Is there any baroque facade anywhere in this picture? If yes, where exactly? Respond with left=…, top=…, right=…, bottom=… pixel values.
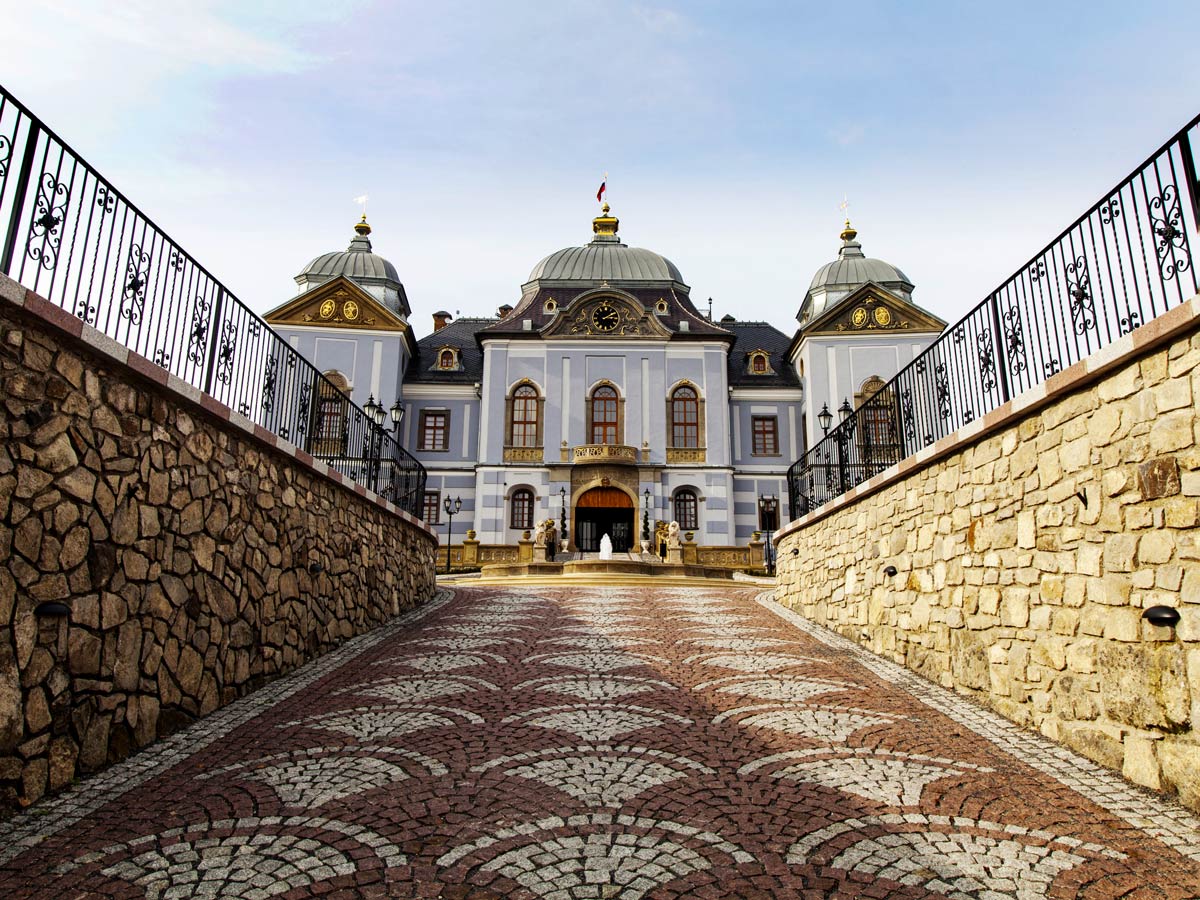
left=265, top=207, right=945, bottom=554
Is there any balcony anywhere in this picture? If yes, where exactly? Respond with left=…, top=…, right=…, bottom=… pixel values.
left=571, top=444, right=638, bottom=465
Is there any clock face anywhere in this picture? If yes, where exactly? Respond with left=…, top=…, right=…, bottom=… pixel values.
left=851, top=307, right=868, bottom=328
left=873, top=306, right=892, bottom=327
left=591, top=303, right=620, bottom=332
left=319, top=299, right=336, bottom=319
left=342, top=300, right=359, bottom=320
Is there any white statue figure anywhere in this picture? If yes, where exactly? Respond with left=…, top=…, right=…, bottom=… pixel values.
left=599, top=533, right=613, bottom=560
left=533, top=520, right=547, bottom=548
left=667, top=520, right=681, bottom=548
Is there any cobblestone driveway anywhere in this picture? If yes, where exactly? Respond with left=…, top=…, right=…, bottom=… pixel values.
left=2, top=584, right=1198, bottom=898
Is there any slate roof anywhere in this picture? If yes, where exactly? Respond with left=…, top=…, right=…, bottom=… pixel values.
left=406, top=317, right=492, bottom=383
left=477, top=286, right=732, bottom=339
left=723, top=319, right=801, bottom=387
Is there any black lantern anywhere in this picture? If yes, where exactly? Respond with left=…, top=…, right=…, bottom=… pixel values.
left=839, top=398, right=853, bottom=421
left=818, top=402, right=833, bottom=435
left=390, top=399, right=404, bottom=431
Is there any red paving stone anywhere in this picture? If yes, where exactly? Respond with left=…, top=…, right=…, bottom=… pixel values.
left=1, top=583, right=1198, bottom=898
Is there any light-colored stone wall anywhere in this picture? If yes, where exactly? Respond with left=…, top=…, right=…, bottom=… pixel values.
left=0, top=281, right=437, bottom=817
left=775, top=300, right=1200, bottom=812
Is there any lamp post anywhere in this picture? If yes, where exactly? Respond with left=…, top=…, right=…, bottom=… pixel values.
left=642, top=488, right=651, bottom=553
left=759, top=493, right=779, bottom=575
left=559, top=486, right=568, bottom=553
left=362, top=395, right=386, bottom=492
left=443, top=495, right=462, bottom=574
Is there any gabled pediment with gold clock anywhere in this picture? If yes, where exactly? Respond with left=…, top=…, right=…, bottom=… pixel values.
left=805, top=282, right=945, bottom=336
left=264, top=276, right=407, bottom=332
left=541, top=291, right=673, bottom=340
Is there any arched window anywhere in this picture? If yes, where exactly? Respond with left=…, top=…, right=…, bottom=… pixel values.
left=673, top=489, right=698, bottom=531
left=439, top=349, right=455, bottom=369
left=510, top=384, right=539, bottom=448
left=670, top=386, right=699, bottom=448
left=314, top=371, right=349, bottom=453
left=857, top=375, right=897, bottom=467
left=752, top=353, right=767, bottom=373
left=510, top=488, right=534, bottom=529
left=591, top=385, right=619, bottom=444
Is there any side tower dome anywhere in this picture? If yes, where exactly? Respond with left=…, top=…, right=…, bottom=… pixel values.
left=295, top=216, right=411, bottom=316
left=798, top=220, right=913, bottom=325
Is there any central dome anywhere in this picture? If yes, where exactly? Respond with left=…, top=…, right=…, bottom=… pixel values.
left=525, top=205, right=685, bottom=286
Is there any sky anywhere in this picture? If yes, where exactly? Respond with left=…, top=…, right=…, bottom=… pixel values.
left=4, top=0, right=1199, bottom=337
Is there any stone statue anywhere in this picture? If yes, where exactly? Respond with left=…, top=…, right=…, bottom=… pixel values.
left=599, top=533, right=613, bottom=560
left=533, top=520, right=547, bottom=548
left=667, top=520, right=681, bottom=549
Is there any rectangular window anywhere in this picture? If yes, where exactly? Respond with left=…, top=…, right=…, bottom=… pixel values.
left=751, top=416, right=778, bottom=456
left=419, top=410, right=449, bottom=451
left=422, top=491, right=441, bottom=524
left=510, top=489, right=534, bottom=529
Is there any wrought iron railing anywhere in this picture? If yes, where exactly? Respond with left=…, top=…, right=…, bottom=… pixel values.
left=0, top=83, right=426, bottom=516
left=788, top=113, right=1200, bottom=520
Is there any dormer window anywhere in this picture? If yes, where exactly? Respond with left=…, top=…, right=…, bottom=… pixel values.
left=544, top=298, right=557, bottom=314
left=746, top=350, right=775, bottom=375
left=655, top=299, right=668, bottom=314
left=435, top=347, right=461, bottom=371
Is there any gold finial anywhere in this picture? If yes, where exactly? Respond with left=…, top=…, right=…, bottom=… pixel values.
left=354, top=213, right=371, bottom=237
left=839, top=218, right=857, bottom=242
left=592, top=204, right=619, bottom=237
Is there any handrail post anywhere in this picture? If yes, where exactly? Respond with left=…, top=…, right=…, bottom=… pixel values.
left=1180, top=131, right=1200, bottom=232
left=201, top=288, right=226, bottom=398
left=1, top=121, right=40, bottom=275
left=988, top=293, right=1012, bottom=404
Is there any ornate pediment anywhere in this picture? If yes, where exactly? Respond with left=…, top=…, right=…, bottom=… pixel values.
left=264, top=277, right=406, bottom=332
left=806, top=283, right=945, bottom=336
left=542, top=292, right=674, bottom=340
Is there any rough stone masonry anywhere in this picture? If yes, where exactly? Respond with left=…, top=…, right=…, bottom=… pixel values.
left=776, top=297, right=1200, bottom=812
left=0, top=278, right=437, bottom=817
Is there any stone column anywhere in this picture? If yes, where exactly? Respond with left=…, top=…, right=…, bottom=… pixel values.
left=461, top=531, right=480, bottom=567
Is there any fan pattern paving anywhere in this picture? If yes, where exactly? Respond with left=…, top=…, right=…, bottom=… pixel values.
left=2, top=583, right=1198, bottom=899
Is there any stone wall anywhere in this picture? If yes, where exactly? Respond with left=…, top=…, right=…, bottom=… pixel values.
left=775, top=296, right=1200, bottom=812
left=0, top=277, right=437, bottom=817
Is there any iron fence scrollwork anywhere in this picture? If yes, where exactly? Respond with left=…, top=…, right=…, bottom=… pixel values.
left=0, top=81, right=426, bottom=517
left=789, top=111, right=1200, bottom=521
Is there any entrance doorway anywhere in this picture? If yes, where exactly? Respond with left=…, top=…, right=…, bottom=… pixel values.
left=575, top=486, right=634, bottom=552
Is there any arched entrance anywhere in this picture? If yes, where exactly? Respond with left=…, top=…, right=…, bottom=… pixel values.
left=575, top=486, right=634, bottom=552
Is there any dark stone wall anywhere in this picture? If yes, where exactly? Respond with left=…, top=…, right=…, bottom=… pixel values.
left=0, top=285, right=437, bottom=817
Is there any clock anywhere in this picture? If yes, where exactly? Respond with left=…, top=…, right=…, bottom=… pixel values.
left=591, top=303, right=620, bottom=332
left=873, top=306, right=892, bottom=327
left=851, top=307, right=868, bottom=328
left=319, top=299, right=336, bottom=319
left=342, top=300, right=359, bottom=321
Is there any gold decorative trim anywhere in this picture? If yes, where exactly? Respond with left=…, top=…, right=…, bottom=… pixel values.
left=666, top=447, right=706, bottom=464
left=504, top=446, right=544, bottom=463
